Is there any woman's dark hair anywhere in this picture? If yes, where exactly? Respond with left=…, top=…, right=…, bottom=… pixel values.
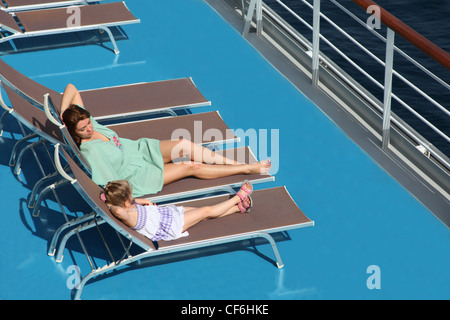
left=62, top=104, right=91, bottom=147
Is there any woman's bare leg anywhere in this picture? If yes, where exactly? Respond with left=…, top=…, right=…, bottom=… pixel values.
left=159, top=139, right=239, bottom=165
left=162, top=161, right=270, bottom=185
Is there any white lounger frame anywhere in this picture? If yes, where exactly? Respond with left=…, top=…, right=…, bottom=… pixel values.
left=53, top=144, right=313, bottom=300
left=1, top=0, right=105, bottom=12
left=0, top=2, right=139, bottom=54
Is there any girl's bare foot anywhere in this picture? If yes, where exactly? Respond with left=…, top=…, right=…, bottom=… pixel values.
left=235, top=195, right=252, bottom=213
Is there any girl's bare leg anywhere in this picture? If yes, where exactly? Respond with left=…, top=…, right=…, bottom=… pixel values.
left=182, top=186, right=251, bottom=231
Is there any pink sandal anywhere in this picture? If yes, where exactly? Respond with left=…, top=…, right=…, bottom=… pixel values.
left=237, top=180, right=253, bottom=213
left=238, top=194, right=253, bottom=213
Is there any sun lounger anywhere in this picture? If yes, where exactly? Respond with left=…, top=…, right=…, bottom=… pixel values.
left=0, top=2, right=139, bottom=53
left=1, top=0, right=104, bottom=12
left=40, top=102, right=258, bottom=214
left=75, top=79, right=211, bottom=121
left=0, top=84, right=63, bottom=172
left=45, top=87, right=273, bottom=197
left=47, top=144, right=274, bottom=258
left=44, top=84, right=274, bottom=201
left=53, top=144, right=313, bottom=299
left=0, top=58, right=211, bottom=122
left=5, top=80, right=272, bottom=218
left=0, top=84, right=77, bottom=229
left=0, top=84, right=238, bottom=212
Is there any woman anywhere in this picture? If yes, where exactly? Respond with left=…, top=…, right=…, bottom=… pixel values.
left=60, top=83, right=271, bottom=197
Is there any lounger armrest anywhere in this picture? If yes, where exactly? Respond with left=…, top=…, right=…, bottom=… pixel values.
left=0, top=86, right=13, bottom=112
left=54, top=143, right=76, bottom=184
left=44, top=93, right=65, bottom=129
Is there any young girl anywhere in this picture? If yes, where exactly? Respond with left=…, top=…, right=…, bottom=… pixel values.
left=100, top=179, right=254, bottom=241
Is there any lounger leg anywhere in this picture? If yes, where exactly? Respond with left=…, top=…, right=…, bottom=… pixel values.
left=48, top=212, right=96, bottom=256
left=0, top=109, right=9, bottom=136
left=73, top=261, right=119, bottom=300
left=13, top=139, right=44, bottom=175
left=74, top=270, right=94, bottom=300
left=73, top=248, right=157, bottom=300
left=55, top=218, right=106, bottom=263
left=98, top=26, right=120, bottom=54
left=28, top=171, right=60, bottom=208
left=9, top=132, right=37, bottom=167
left=32, top=179, right=71, bottom=217
left=258, top=233, right=285, bottom=269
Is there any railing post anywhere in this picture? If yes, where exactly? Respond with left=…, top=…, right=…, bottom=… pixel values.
left=312, top=0, right=321, bottom=86
left=243, top=0, right=263, bottom=37
left=382, top=27, right=395, bottom=150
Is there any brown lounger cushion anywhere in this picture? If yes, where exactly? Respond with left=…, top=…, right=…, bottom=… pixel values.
left=0, top=59, right=209, bottom=121
left=79, top=79, right=209, bottom=119
left=108, top=111, right=235, bottom=144
left=159, top=187, right=312, bottom=248
left=4, top=85, right=64, bottom=143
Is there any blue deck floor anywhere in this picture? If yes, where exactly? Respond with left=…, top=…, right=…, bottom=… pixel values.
left=0, top=0, right=448, bottom=300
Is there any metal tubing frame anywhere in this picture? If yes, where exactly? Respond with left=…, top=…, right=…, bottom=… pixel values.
left=48, top=211, right=97, bottom=256
left=311, top=0, right=321, bottom=86
left=97, top=25, right=120, bottom=54
left=1, top=1, right=105, bottom=12
left=243, top=0, right=263, bottom=37
left=28, top=170, right=61, bottom=209
left=351, top=0, right=450, bottom=69
left=0, top=15, right=140, bottom=55
left=51, top=146, right=308, bottom=299
left=330, top=0, right=449, bottom=90
left=0, top=109, right=11, bottom=135
left=267, top=0, right=449, bottom=168
left=300, top=0, right=450, bottom=124
left=32, top=179, right=72, bottom=217
left=382, top=28, right=395, bottom=150
left=13, top=138, right=45, bottom=175
left=72, top=228, right=304, bottom=300
left=55, top=217, right=107, bottom=263
left=8, top=132, right=38, bottom=167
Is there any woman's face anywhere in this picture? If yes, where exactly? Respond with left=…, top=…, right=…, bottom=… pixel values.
left=75, top=118, right=94, bottom=140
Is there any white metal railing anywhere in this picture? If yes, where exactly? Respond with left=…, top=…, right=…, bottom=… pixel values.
left=243, top=0, right=450, bottom=169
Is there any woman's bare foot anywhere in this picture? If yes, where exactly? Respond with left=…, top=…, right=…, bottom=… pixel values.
left=247, top=159, right=271, bottom=174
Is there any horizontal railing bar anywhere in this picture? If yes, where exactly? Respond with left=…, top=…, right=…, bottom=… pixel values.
left=276, top=0, right=383, bottom=92
left=352, top=0, right=450, bottom=70
left=300, top=0, right=385, bottom=64
left=264, top=3, right=313, bottom=51
left=275, top=0, right=449, bottom=139
left=299, top=0, right=450, bottom=116
left=262, top=0, right=450, bottom=167
left=393, top=70, right=450, bottom=117
left=321, top=32, right=450, bottom=142
left=330, top=0, right=450, bottom=90
left=276, top=0, right=312, bottom=32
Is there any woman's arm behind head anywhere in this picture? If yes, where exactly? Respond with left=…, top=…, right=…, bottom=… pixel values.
left=60, top=83, right=84, bottom=120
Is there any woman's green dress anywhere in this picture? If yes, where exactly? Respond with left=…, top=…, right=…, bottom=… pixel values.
left=80, top=117, right=165, bottom=197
